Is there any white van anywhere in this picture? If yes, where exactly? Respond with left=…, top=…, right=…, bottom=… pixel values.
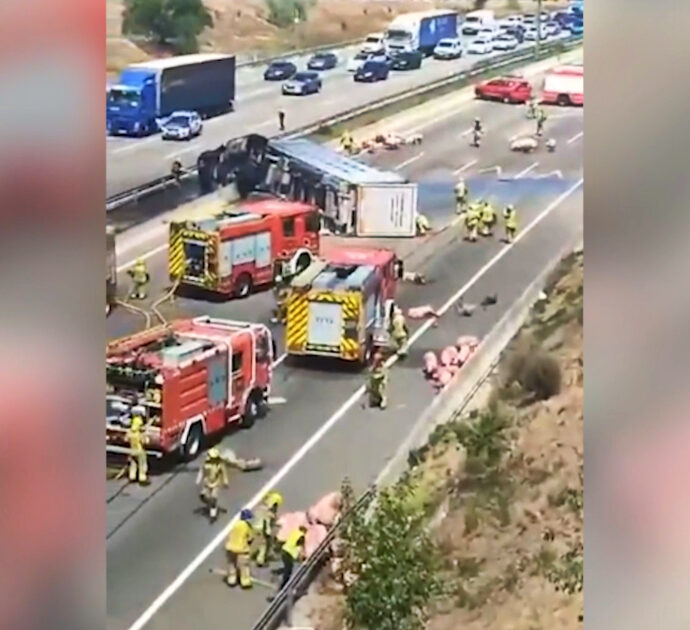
left=462, top=10, right=495, bottom=36
left=361, top=33, right=385, bottom=55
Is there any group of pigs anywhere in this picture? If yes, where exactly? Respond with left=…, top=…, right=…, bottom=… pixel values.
left=422, top=335, right=481, bottom=392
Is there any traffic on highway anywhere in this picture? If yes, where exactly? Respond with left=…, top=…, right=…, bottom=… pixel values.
left=106, top=6, right=581, bottom=198
left=105, top=4, right=583, bottom=630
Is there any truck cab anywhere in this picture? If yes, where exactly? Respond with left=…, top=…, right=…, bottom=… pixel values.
left=106, top=71, right=158, bottom=136
left=462, top=10, right=496, bottom=35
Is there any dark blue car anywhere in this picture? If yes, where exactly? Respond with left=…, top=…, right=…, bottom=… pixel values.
left=264, top=60, right=297, bottom=81
left=307, top=52, right=338, bottom=70
left=354, top=59, right=389, bottom=82
left=567, top=19, right=583, bottom=35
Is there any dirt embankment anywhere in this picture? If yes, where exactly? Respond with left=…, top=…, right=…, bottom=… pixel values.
left=107, top=0, right=568, bottom=76
left=293, top=249, right=583, bottom=630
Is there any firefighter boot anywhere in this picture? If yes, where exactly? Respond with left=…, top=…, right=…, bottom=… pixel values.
left=226, top=553, right=239, bottom=587
left=136, top=451, right=148, bottom=484
left=238, top=553, right=253, bottom=589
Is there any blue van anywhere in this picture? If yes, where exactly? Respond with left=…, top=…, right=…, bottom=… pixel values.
left=354, top=59, right=390, bottom=82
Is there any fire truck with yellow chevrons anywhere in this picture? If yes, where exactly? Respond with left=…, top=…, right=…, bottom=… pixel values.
left=285, top=247, right=404, bottom=364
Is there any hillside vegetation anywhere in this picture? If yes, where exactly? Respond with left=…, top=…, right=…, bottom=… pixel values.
left=293, top=249, right=584, bottom=630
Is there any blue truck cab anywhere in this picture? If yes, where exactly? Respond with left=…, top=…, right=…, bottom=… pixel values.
left=107, top=53, right=236, bottom=137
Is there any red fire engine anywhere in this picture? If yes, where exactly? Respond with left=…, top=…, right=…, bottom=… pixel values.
left=106, top=317, right=274, bottom=460
left=285, top=247, right=404, bottom=364
left=168, top=198, right=321, bottom=298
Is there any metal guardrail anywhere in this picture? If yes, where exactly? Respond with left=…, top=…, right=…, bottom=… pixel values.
left=250, top=487, right=375, bottom=630
left=106, top=37, right=582, bottom=212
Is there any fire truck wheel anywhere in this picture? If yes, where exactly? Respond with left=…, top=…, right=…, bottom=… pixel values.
left=181, top=423, right=204, bottom=460
left=240, top=393, right=260, bottom=429
left=234, top=274, right=253, bottom=299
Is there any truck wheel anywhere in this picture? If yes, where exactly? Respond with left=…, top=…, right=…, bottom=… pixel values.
left=234, top=274, right=253, bottom=298
left=181, top=423, right=203, bottom=461
left=240, top=393, right=260, bottom=429
left=557, top=94, right=570, bottom=106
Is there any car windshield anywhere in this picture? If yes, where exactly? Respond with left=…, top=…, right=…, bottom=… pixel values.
left=366, top=36, right=380, bottom=43
left=355, top=53, right=368, bottom=60
left=474, top=39, right=488, bottom=44
left=167, top=115, right=189, bottom=125
left=438, top=41, right=453, bottom=47
left=271, top=62, right=289, bottom=69
left=108, top=88, right=140, bottom=107
left=313, top=53, right=327, bottom=59
left=293, top=73, right=311, bottom=81
left=465, top=16, right=480, bottom=23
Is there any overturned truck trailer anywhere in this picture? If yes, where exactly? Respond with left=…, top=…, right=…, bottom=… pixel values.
left=196, top=135, right=418, bottom=238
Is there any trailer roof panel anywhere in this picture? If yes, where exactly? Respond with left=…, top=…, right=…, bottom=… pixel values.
left=130, top=53, right=233, bottom=71
left=269, top=138, right=405, bottom=186
left=326, top=247, right=396, bottom=268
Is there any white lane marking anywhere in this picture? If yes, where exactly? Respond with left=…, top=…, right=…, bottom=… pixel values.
left=124, top=176, right=583, bottom=630
left=534, top=170, right=563, bottom=179
left=514, top=161, right=539, bottom=179
left=479, top=165, right=503, bottom=177
left=164, top=143, right=202, bottom=160
left=394, top=152, right=424, bottom=171
left=273, top=352, right=287, bottom=367
left=255, top=118, right=277, bottom=129
left=111, top=138, right=159, bottom=154
left=117, top=244, right=168, bottom=273
left=453, top=159, right=477, bottom=175
left=567, top=131, right=583, bottom=144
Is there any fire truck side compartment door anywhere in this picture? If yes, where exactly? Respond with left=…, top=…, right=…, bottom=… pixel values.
left=232, top=235, right=256, bottom=266
left=365, top=292, right=377, bottom=328
left=255, top=231, right=272, bottom=269
left=207, top=357, right=228, bottom=407
left=218, top=239, right=233, bottom=277
left=308, top=301, right=343, bottom=347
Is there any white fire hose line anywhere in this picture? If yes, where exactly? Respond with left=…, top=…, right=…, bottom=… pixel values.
left=124, top=176, right=583, bottom=630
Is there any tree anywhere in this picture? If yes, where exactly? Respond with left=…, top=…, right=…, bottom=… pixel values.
left=122, top=0, right=212, bottom=53
left=342, top=482, right=443, bottom=630
left=264, top=0, right=309, bottom=27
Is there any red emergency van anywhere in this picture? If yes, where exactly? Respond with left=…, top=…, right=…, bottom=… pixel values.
left=169, top=198, right=321, bottom=297
left=541, top=65, right=583, bottom=106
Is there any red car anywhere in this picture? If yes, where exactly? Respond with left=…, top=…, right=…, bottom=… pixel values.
left=474, top=77, right=532, bottom=103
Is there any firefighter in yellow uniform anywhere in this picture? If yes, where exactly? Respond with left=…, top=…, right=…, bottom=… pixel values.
left=454, top=178, right=469, bottom=214
left=127, top=259, right=150, bottom=300
left=464, top=203, right=480, bottom=242
left=198, top=448, right=229, bottom=522
left=254, top=491, right=283, bottom=567
left=503, top=205, right=518, bottom=243
left=271, top=276, right=290, bottom=324
left=340, top=131, right=354, bottom=154
left=126, top=412, right=148, bottom=484
left=415, top=213, right=431, bottom=236
left=279, top=525, right=307, bottom=590
left=480, top=201, right=497, bottom=237
left=226, top=509, right=254, bottom=588
left=389, top=306, right=409, bottom=358
left=368, top=354, right=388, bottom=409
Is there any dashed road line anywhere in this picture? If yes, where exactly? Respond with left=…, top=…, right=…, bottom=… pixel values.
left=394, top=152, right=425, bottom=171
left=453, top=159, right=478, bottom=175
left=567, top=131, right=583, bottom=144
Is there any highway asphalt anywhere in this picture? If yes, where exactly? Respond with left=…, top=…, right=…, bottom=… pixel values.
left=105, top=33, right=572, bottom=198
left=105, top=87, right=582, bottom=630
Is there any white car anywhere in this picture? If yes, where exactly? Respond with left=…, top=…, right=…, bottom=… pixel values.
left=525, top=25, right=548, bottom=40
left=479, top=26, right=501, bottom=41
left=361, top=32, right=385, bottom=55
left=159, top=110, right=202, bottom=141
left=501, top=15, right=523, bottom=28
left=544, top=21, right=561, bottom=37
left=347, top=52, right=372, bottom=72
left=433, top=38, right=463, bottom=59
left=467, top=37, right=494, bottom=54
left=493, top=34, right=518, bottom=51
